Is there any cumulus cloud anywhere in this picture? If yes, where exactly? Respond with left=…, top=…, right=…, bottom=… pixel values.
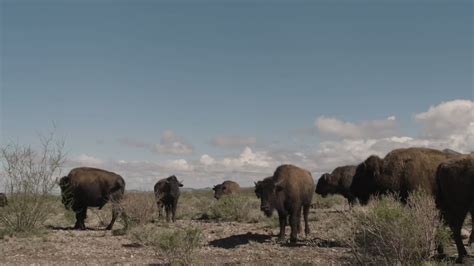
left=414, top=99, right=474, bottom=139
left=65, top=99, right=473, bottom=190
left=211, top=136, right=257, bottom=148
left=153, top=130, right=194, bottom=155
left=73, top=154, right=104, bottom=166
left=315, top=116, right=399, bottom=139
left=118, top=131, right=194, bottom=156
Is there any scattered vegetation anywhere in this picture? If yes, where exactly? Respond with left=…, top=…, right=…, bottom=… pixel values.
left=129, top=224, right=202, bottom=265
left=311, top=194, right=346, bottom=209
left=347, top=192, right=448, bottom=265
left=120, top=192, right=157, bottom=229
left=0, top=132, right=66, bottom=235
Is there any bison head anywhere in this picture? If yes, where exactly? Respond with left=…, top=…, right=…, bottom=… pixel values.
left=58, top=176, right=73, bottom=209
left=350, top=155, right=382, bottom=205
left=255, top=177, right=282, bottom=217
left=166, top=175, right=183, bottom=197
left=315, top=173, right=332, bottom=197
left=212, top=184, right=227, bottom=200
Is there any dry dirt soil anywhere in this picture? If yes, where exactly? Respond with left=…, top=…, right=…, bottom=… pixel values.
left=0, top=193, right=472, bottom=265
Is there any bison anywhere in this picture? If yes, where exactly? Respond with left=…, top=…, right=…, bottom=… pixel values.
left=255, top=164, right=315, bottom=244
left=58, top=167, right=126, bottom=230
left=315, top=165, right=356, bottom=205
left=350, top=147, right=455, bottom=205
left=0, top=193, right=7, bottom=207
left=212, top=180, right=241, bottom=200
left=154, top=175, right=183, bottom=222
left=435, top=155, right=474, bottom=263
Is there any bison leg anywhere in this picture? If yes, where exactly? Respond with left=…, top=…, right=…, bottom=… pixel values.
left=289, top=207, right=301, bottom=244
left=171, top=199, right=178, bottom=222
left=447, top=211, right=468, bottom=263
left=277, top=211, right=287, bottom=242
left=106, top=203, right=122, bottom=230
left=303, top=204, right=310, bottom=236
left=74, top=208, right=87, bottom=230
left=106, top=188, right=124, bottom=230
left=157, top=202, right=164, bottom=218
left=165, top=204, right=171, bottom=223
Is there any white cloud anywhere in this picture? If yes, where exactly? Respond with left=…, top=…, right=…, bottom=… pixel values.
left=153, top=130, right=194, bottom=155
left=200, top=154, right=215, bottom=166
left=414, top=99, right=474, bottom=139
left=73, top=154, right=104, bottom=166
left=211, top=136, right=257, bottom=148
left=159, top=159, right=193, bottom=171
left=315, top=116, right=398, bottom=139
left=65, top=99, right=473, bottom=190
left=117, top=131, right=194, bottom=156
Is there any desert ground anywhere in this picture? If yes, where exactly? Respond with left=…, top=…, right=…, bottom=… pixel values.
left=0, top=189, right=472, bottom=265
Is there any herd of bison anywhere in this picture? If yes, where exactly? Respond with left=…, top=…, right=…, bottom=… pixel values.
left=0, top=147, right=473, bottom=263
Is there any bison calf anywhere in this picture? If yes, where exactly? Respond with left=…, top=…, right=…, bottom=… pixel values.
left=315, top=165, right=356, bottom=205
left=154, top=175, right=183, bottom=222
left=255, top=164, right=315, bottom=244
left=213, top=181, right=240, bottom=200
left=436, top=156, right=474, bottom=263
left=59, top=167, right=126, bottom=230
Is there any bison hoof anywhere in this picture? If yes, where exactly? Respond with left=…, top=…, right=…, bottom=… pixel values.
left=105, top=225, right=112, bottom=230
left=290, top=237, right=297, bottom=244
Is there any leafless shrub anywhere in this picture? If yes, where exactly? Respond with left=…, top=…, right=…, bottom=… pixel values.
left=347, top=192, right=448, bottom=265
left=129, top=224, right=202, bottom=265
left=0, top=131, right=66, bottom=233
left=120, top=192, right=156, bottom=228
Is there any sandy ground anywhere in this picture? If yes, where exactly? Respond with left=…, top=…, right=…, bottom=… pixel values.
left=0, top=203, right=472, bottom=265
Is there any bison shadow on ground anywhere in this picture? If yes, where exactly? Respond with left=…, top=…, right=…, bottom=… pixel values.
left=209, top=232, right=271, bottom=249
left=46, top=225, right=103, bottom=231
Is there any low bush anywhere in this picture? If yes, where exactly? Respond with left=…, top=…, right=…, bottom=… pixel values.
left=312, top=194, right=347, bottom=209
left=129, top=224, right=202, bottom=265
left=0, top=132, right=65, bottom=235
left=347, top=192, right=447, bottom=265
left=120, top=192, right=156, bottom=228
left=208, top=194, right=263, bottom=223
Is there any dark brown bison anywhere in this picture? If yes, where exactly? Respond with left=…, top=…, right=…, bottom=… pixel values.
left=435, top=155, right=474, bottom=263
left=0, top=193, right=7, bottom=207
left=59, top=167, right=125, bottom=230
left=154, top=175, right=183, bottom=222
left=212, top=180, right=241, bottom=200
left=255, top=164, right=315, bottom=244
left=350, top=147, right=454, bottom=205
left=315, top=165, right=356, bottom=205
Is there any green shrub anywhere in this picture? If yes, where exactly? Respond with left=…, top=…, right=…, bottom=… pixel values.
left=129, top=224, right=202, bottom=265
left=208, top=194, right=262, bottom=222
left=312, top=194, right=347, bottom=209
left=347, top=193, right=447, bottom=265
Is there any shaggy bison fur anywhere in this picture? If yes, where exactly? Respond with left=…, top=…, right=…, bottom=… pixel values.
left=255, top=164, right=315, bottom=244
left=59, top=167, right=126, bottom=230
left=154, top=175, right=183, bottom=222
left=350, top=147, right=455, bottom=204
left=213, top=180, right=241, bottom=200
left=315, top=165, right=356, bottom=205
left=435, top=155, right=474, bottom=263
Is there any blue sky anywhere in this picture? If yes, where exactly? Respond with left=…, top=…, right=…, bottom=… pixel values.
left=1, top=1, right=473, bottom=189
